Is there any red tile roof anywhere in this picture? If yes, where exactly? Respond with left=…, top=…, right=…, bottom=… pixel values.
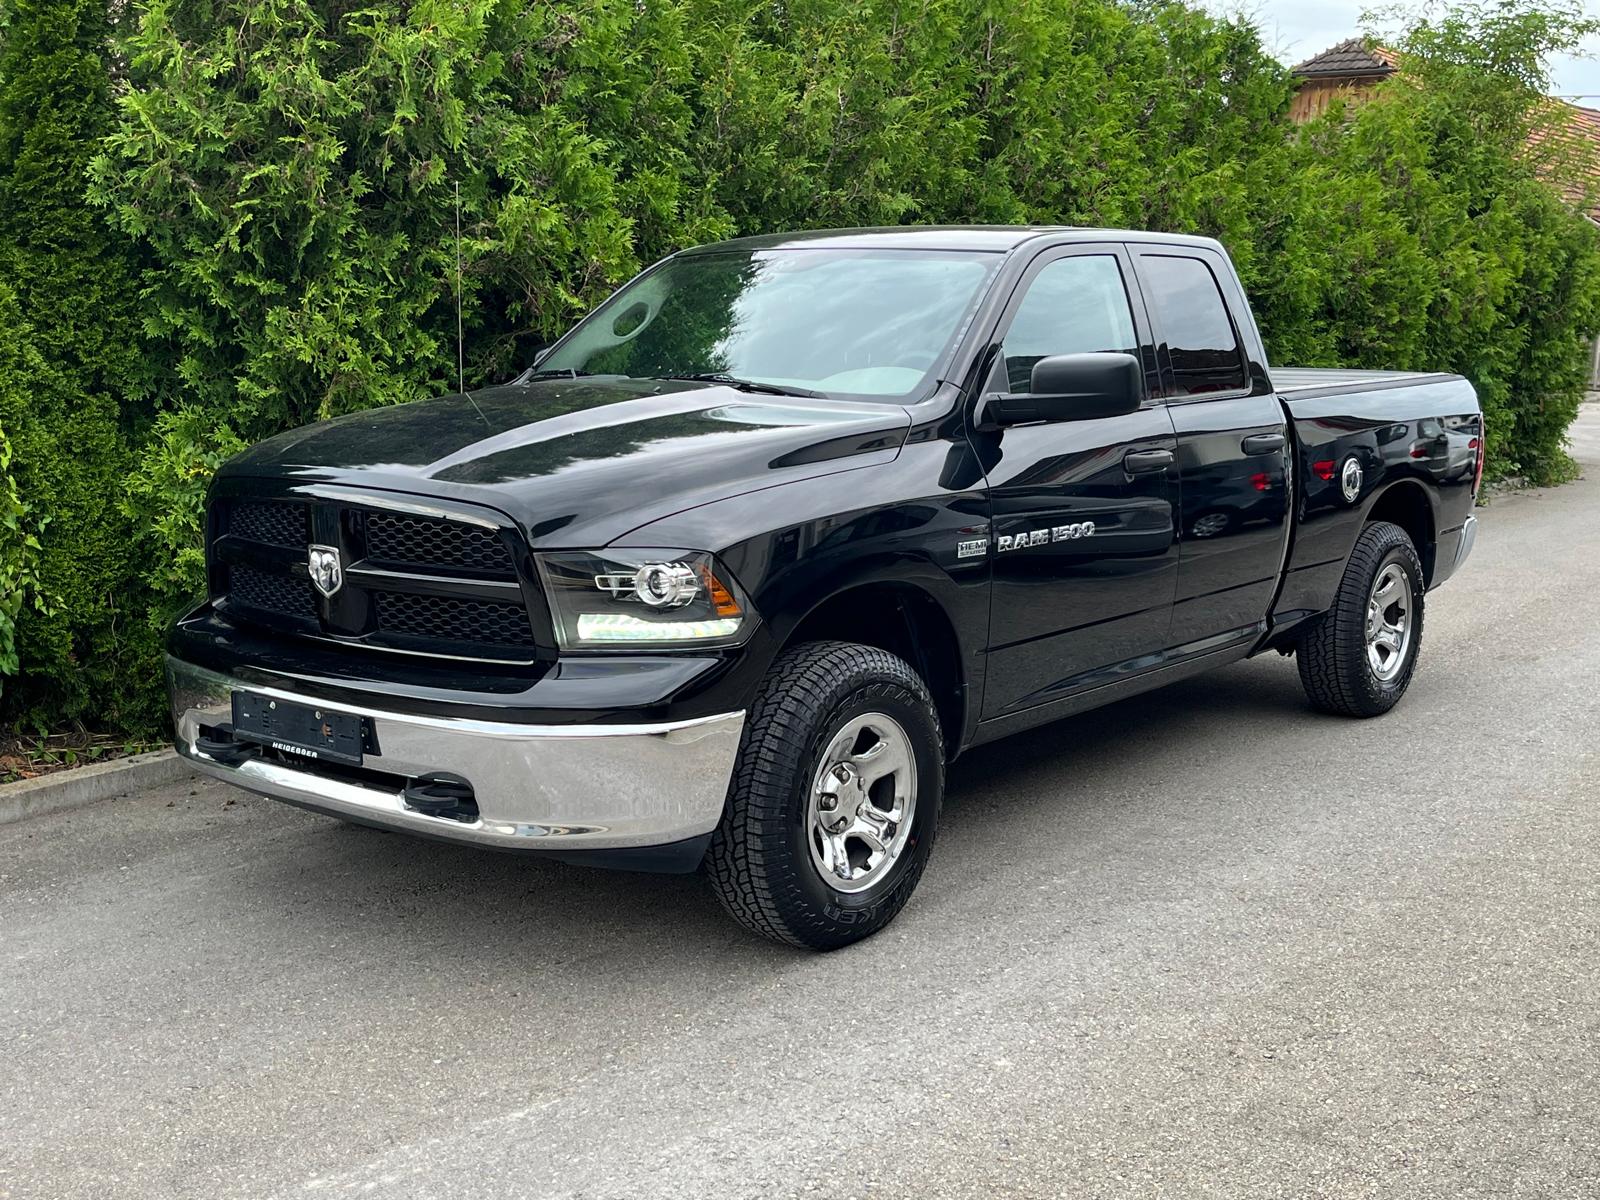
left=1527, top=102, right=1600, bottom=221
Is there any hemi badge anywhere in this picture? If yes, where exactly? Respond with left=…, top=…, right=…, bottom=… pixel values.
left=957, top=538, right=989, bottom=560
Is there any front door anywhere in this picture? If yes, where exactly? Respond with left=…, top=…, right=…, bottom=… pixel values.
left=976, top=246, right=1180, bottom=719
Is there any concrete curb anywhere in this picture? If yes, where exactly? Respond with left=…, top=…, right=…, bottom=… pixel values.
left=0, top=749, right=194, bottom=827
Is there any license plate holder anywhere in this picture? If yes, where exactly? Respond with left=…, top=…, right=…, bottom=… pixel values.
left=231, top=691, right=365, bottom=766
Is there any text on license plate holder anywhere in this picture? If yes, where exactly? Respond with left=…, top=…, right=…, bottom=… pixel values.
left=231, top=691, right=366, bottom=766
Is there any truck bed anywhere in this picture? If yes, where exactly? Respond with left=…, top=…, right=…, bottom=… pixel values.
left=1273, top=367, right=1460, bottom=398
left=1271, top=364, right=1480, bottom=615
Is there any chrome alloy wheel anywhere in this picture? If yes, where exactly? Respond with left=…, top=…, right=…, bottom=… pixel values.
left=806, top=712, right=918, bottom=894
left=1365, top=562, right=1413, bottom=682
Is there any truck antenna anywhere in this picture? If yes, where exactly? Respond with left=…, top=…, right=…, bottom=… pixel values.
left=455, top=180, right=466, bottom=397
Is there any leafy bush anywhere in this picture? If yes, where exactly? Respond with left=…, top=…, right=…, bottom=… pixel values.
left=0, top=0, right=162, bottom=732
left=1247, top=1, right=1600, bottom=485
left=0, top=286, right=159, bottom=731
left=0, top=310, right=52, bottom=684
left=84, top=0, right=1325, bottom=435
left=88, top=0, right=734, bottom=438
left=121, top=408, right=247, bottom=630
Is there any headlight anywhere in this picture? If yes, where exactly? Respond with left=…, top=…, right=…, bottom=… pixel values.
left=534, top=549, right=755, bottom=649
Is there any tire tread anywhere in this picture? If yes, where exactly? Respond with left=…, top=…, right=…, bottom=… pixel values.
left=1297, top=520, right=1424, bottom=717
left=705, top=641, right=943, bottom=949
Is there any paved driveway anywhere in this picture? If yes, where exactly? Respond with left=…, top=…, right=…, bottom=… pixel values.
left=4, top=408, right=1599, bottom=1199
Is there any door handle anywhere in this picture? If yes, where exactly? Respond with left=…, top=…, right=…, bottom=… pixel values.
left=1241, top=432, right=1286, bottom=455
left=1123, top=448, right=1174, bottom=475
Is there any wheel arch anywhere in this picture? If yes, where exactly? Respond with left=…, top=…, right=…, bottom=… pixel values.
left=1363, top=478, right=1438, bottom=583
left=777, top=580, right=968, bottom=759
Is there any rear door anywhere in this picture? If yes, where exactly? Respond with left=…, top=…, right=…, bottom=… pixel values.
left=977, top=244, right=1181, bottom=719
left=1132, top=248, right=1289, bottom=650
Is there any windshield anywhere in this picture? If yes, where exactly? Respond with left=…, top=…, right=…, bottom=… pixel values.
left=537, top=248, right=1001, bottom=400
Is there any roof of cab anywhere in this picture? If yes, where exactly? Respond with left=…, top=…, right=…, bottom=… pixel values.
left=676, top=225, right=1225, bottom=255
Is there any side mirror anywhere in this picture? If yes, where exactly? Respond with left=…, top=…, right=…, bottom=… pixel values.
left=979, top=352, right=1143, bottom=428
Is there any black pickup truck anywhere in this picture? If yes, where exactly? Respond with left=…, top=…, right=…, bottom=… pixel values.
left=168, top=227, right=1481, bottom=948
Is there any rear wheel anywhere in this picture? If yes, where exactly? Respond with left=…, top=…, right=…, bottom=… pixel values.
left=705, top=641, right=943, bottom=950
left=1191, top=509, right=1233, bottom=539
left=1296, top=520, right=1425, bottom=717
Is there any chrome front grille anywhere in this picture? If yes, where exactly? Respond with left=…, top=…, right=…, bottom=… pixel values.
left=211, top=496, right=539, bottom=660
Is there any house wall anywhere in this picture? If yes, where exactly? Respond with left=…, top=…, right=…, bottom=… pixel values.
left=1289, top=77, right=1390, bottom=124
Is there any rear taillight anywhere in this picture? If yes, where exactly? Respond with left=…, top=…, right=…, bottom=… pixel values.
left=1470, top=435, right=1485, bottom=496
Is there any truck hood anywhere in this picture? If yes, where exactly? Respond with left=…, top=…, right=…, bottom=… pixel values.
left=223, top=377, right=911, bottom=548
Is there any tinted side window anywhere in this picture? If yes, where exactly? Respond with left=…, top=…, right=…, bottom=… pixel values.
left=1000, top=256, right=1137, bottom=393
left=1140, top=255, right=1246, bottom=397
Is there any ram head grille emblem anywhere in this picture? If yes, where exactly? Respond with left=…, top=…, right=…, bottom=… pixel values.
left=307, top=544, right=343, bottom=598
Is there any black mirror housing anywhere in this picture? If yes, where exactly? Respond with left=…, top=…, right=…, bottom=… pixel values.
left=981, top=352, right=1144, bottom=427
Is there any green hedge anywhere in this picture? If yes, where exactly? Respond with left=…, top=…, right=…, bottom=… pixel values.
left=0, top=0, right=165, bottom=731
left=2, top=0, right=1597, bottom=736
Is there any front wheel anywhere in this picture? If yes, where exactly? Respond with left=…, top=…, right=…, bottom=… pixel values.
left=1296, top=520, right=1425, bottom=717
left=705, top=641, right=944, bottom=950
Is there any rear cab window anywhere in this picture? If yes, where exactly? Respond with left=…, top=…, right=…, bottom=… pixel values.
left=1137, top=255, right=1248, bottom=398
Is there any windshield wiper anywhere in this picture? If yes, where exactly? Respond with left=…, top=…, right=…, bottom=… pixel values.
left=657, top=372, right=825, bottom=399
left=520, top=368, right=606, bottom=382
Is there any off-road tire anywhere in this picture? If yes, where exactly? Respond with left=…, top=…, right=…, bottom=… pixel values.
left=1297, top=520, right=1425, bottom=717
left=705, top=641, right=944, bottom=950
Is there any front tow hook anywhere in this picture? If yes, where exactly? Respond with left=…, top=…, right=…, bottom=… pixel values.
left=195, top=726, right=260, bottom=767
left=402, top=774, right=479, bottom=823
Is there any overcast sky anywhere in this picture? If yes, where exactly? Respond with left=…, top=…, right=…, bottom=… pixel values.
left=1204, top=1, right=1600, bottom=105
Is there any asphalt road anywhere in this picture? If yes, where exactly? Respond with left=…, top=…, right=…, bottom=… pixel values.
left=5, top=408, right=1600, bottom=1200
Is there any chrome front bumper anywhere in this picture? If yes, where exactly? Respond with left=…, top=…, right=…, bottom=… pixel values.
left=167, top=656, right=744, bottom=854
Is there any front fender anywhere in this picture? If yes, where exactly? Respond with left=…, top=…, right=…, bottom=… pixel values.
left=613, top=439, right=992, bottom=729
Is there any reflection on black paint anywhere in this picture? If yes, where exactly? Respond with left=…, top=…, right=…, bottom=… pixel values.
left=437, top=411, right=769, bottom=485
left=228, top=377, right=913, bottom=550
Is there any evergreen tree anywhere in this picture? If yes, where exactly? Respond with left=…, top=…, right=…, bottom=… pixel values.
left=1248, top=0, right=1600, bottom=484
left=0, top=0, right=160, bottom=730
